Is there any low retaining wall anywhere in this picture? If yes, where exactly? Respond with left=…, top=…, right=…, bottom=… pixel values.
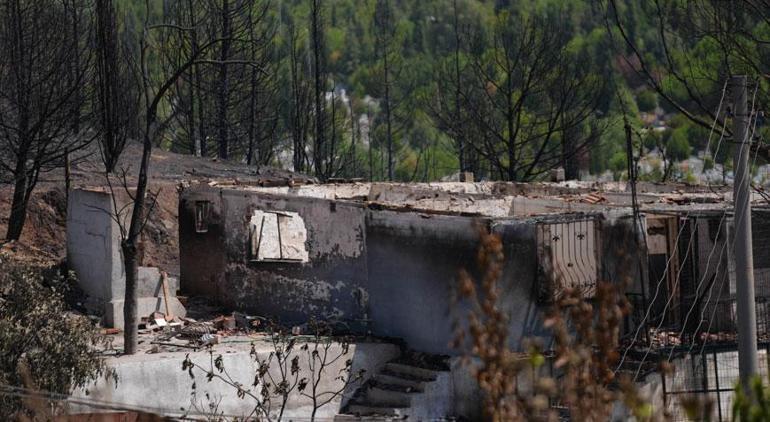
left=71, top=340, right=401, bottom=419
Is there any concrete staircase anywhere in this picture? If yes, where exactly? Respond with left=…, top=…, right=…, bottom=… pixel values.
left=336, top=359, right=453, bottom=421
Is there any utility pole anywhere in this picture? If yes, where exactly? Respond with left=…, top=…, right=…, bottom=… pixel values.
left=733, top=74, right=758, bottom=390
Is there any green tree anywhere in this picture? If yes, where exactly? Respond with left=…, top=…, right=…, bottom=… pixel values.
left=636, top=90, right=657, bottom=112
left=667, top=127, right=692, bottom=162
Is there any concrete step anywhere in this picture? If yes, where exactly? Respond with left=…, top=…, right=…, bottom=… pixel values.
left=383, top=362, right=438, bottom=381
left=345, top=403, right=408, bottom=418
left=334, top=415, right=402, bottom=421
left=366, top=385, right=414, bottom=407
left=373, top=374, right=425, bottom=392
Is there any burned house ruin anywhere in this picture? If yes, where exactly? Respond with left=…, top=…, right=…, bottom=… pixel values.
left=64, top=180, right=770, bottom=419
left=178, top=181, right=648, bottom=355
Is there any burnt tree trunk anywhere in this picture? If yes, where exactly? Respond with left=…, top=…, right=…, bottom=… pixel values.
left=311, top=0, right=326, bottom=179
left=216, top=0, right=231, bottom=160
left=6, top=157, right=29, bottom=241
left=452, top=0, right=465, bottom=173
left=561, top=122, right=579, bottom=180
left=189, top=0, right=206, bottom=157
left=121, top=239, right=139, bottom=354
left=349, top=96, right=357, bottom=176
left=246, top=71, right=258, bottom=165
left=384, top=50, right=393, bottom=181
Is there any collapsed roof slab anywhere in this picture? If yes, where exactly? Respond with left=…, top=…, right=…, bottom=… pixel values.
left=201, top=181, right=750, bottom=220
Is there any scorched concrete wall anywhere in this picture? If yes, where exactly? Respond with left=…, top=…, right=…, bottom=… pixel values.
left=364, top=211, right=485, bottom=354
left=180, top=187, right=370, bottom=328
left=179, top=186, right=641, bottom=355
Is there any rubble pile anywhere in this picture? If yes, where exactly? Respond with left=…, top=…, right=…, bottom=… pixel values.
left=98, top=305, right=269, bottom=354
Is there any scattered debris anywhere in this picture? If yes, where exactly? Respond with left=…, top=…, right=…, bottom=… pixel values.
left=127, top=309, right=271, bottom=353
left=581, top=192, right=606, bottom=204
left=150, top=341, right=199, bottom=350
left=152, top=312, right=168, bottom=327
left=160, top=271, right=173, bottom=319
left=214, top=315, right=236, bottom=330
left=201, top=333, right=219, bottom=346
left=233, top=311, right=262, bottom=329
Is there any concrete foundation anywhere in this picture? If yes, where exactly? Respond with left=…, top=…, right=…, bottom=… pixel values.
left=71, top=339, right=401, bottom=419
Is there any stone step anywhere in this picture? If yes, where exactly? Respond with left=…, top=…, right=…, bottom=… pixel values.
left=366, top=385, right=414, bottom=407
left=345, top=403, right=408, bottom=418
left=383, top=362, right=438, bottom=381
left=373, top=374, right=426, bottom=392
left=334, top=415, right=402, bottom=421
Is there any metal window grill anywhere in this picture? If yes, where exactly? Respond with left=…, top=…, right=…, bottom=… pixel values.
left=194, top=201, right=211, bottom=233
left=536, top=217, right=600, bottom=301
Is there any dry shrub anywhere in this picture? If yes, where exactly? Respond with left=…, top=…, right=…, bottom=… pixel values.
left=0, top=255, right=107, bottom=420
left=182, top=319, right=364, bottom=421
left=452, top=226, right=652, bottom=421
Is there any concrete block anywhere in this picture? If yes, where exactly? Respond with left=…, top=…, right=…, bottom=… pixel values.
left=365, top=386, right=412, bottom=407
left=136, top=267, right=180, bottom=298
left=104, top=296, right=187, bottom=329
left=345, top=404, right=406, bottom=417
left=373, top=374, right=425, bottom=392
left=67, top=189, right=119, bottom=301
left=383, top=363, right=438, bottom=381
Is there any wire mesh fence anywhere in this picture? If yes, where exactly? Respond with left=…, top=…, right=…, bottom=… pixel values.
left=663, top=344, right=770, bottom=421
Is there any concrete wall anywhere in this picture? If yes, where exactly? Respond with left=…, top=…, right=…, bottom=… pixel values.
left=67, top=189, right=123, bottom=304
left=364, top=211, right=484, bottom=353
left=71, top=341, right=400, bottom=419
left=493, top=220, right=551, bottom=345
left=179, top=187, right=641, bottom=355
left=180, top=187, right=370, bottom=328
left=68, top=188, right=186, bottom=328
left=363, top=212, right=550, bottom=354
left=178, top=187, right=227, bottom=299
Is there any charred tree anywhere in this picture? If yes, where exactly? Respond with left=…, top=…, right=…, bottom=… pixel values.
left=460, top=11, right=603, bottom=181
left=287, top=24, right=312, bottom=173
left=120, top=1, right=262, bottom=353
left=427, top=0, right=481, bottom=178
left=310, top=0, right=328, bottom=179
left=0, top=0, right=92, bottom=241
left=215, top=0, right=232, bottom=160
left=95, top=0, right=137, bottom=172
left=243, top=0, right=278, bottom=166
left=374, top=0, right=396, bottom=181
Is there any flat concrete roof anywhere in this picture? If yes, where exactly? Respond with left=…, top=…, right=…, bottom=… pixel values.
left=183, top=181, right=768, bottom=219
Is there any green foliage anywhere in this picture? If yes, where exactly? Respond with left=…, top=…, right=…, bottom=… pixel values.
left=639, top=158, right=663, bottom=182
left=609, top=150, right=628, bottom=179
left=590, top=118, right=625, bottom=175
left=733, top=376, right=770, bottom=421
left=115, top=0, right=730, bottom=182
left=667, top=127, right=692, bottom=162
left=0, top=256, right=107, bottom=418
left=636, top=90, right=657, bottom=112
